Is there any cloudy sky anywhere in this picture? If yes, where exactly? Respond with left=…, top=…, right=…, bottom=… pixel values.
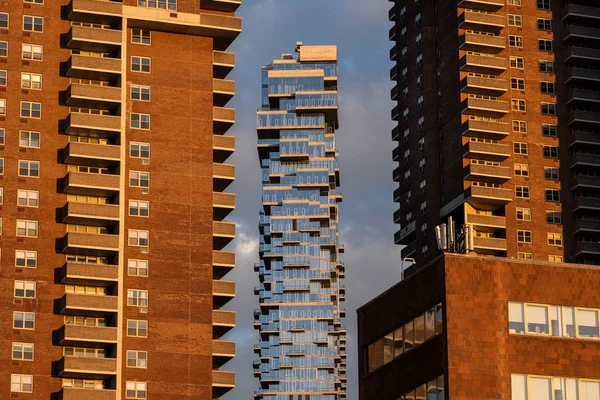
left=221, top=1, right=401, bottom=398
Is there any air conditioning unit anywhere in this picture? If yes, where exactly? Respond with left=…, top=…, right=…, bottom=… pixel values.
left=139, top=308, right=148, bottom=314
left=141, top=189, right=149, bottom=195
left=140, top=248, right=149, bottom=254
left=141, top=159, right=150, bottom=165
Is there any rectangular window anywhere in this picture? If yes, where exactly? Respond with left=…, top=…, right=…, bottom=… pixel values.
left=537, top=18, right=552, bottom=31
left=517, top=230, right=532, bottom=243
left=130, top=113, right=150, bottom=129
left=539, top=39, right=553, bottom=52
left=131, top=56, right=151, bottom=73
left=526, top=304, right=549, bottom=334
left=129, top=171, right=150, bottom=188
left=539, top=61, right=554, bottom=73
left=24, top=0, right=44, bottom=3
left=23, top=15, right=43, bottom=32
left=514, top=142, right=528, bottom=155
left=543, top=145, right=558, bottom=158
left=128, top=259, right=149, bottom=277
left=127, top=320, right=148, bottom=337
left=545, top=189, right=560, bottom=202
left=126, top=350, right=148, bottom=368
left=577, top=309, right=599, bottom=338
left=511, top=99, right=526, bottom=112
left=537, top=0, right=551, bottom=10
left=17, top=189, right=39, bottom=207
left=0, top=41, right=6, bottom=57
left=12, top=343, right=34, bottom=360
left=511, top=78, right=525, bottom=90
left=13, top=311, right=35, bottom=329
left=508, top=14, right=522, bottom=27
left=541, top=102, right=556, bottom=115
left=516, top=186, right=530, bottom=199
left=508, top=0, right=521, bottom=4
left=138, top=0, right=177, bottom=10
left=510, top=56, right=524, bottom=69
left=131, top=85, right=151, bottom=101
left=11, top=374, right=33, bottom=393
left=509, top=35, right=523, bottom=48
left=20, top=101, right=41, bottom=118
left=0, top=13, right=7, bottom=28
left=514, top=163, right=529, bottom=177
left=129, top=200, right=149, bottom=217
left=16, top=220, right=38, bottom=237
left=130, top=142, right=150, bottom=158
left=14, top=281, right=36, bottom=298
left=0, top=128, right=4, bottom=145
left=546, top=211, right=561, bottom=224
left=132, top=28, right=151, bottom=45
left=0, top=99, right=5, bottom=115
left=0, top=158, right=3, bottom=174
left=21, top=72, right=42, bottom=90
left=516, top=208, right=531, bottom=221
left=548, top=255, right=563, bottom=263
left=15, top=250, right=37, bottom=268
left=126, top=381, right=148, bottom=399
left=517, top=252, right=532, bottom=260
left=540, top=81, right=555, bottom=94
left=19, top=160, right=40, bottom=177
left=127, top=289, right=148, bottom=306
left=512, top=120, right=527, bottom=133
left=509, top=302, right=525, bottom=334
left=544, top=167, right=559, bottom=180
left=128, top=230, right=149, bottom=247
left=22, top=44, right=42, bottom=60
left=547, top=233, right=562, bottom=246
left=0, top=70, right=6, bottom=86
left=0, top=187, right=3, bottom=203
left=542, top=124, right=557, bottom=137
left=19, top=131, right=40, bottom=148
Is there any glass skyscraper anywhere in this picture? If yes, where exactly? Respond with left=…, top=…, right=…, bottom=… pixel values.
left=254, top=43, right=347, bottom=400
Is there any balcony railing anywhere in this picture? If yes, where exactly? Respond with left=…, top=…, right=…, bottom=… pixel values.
left=57, top=388, right=116, bottom=400
left=472, top=236, right=507, bottom=251
left=458, top=10, right=505, bottom=32
left=55, top=356, right=117, bottom=378
left=64, top=83, right=121, bottom=109
left=461, top=119, right=509, bottom=139
left=458, top=32, right=505, bottom=53
left=60, top=232, right=119, bottom=255
left=465, top=185, right=512, bottom=210
left=212, top=370, right=235, bottom=398
left=65, top=55, right=122, bottom=81
left=572, top=175, right=600, bottom=190
left=213, top=192, right=236, bottom=220
left=459, top=54, right=507, bottom=74
left=214, top=78, right=235, bottom=107
left=466, top=214, right=506, bottom=231
left=60, top=262, right=118, bottom=285
left=457, top=0, right=504, bottom=11
left=202, top=0, right=241, bottom=12
left=63, top=112, right=121, bottom=137
left=66, top=26, right=122, bottom=53
left=61, top=172, right=120, bottom=197
left=565, top=47, right=600, bottom=63
left=574, top=197, right=600, bottom=211
left=214, top=51, right=235, bottom=79
left=461, top=98, right=509, bottom=118
left=568, top=111, right=600, bottom=126
left=58, top=324, right=117, bottom=346
left=567, top=89, right=600, bottom=105
left=574, top=242, right=600, bottom=256
left=58, top=293, right=118, bottom=315
left=213, top=221, right=235, bottom=250
left=574, top=219, right=600, bottom=234
left=566, top=67, right=600, bottom=84
left=213, top=310, right=235, bottom=337
left=67, top=0, right=123, bottom=25
left=60, top=202, right=119, bottom=226
left=61, top=142, right=120, bottom=167
left=464, top=163, right=511, bottom=182
left=463, top=141, right=510, bottom=161
left=562, top=4, right=600, bottom=22
left=460, top=76, right=508, bottom=96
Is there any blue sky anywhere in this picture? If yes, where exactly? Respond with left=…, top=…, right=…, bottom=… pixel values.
left=222, top=1, right=401, bottom=398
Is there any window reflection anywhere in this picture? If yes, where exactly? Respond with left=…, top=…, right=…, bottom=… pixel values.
left=398, top=375, right=445, bottom=400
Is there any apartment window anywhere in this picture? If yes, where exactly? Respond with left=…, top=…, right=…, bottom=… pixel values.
left=516, top=208, right=531, bottom=221
left=541, top=102, right=556, bottom=115
left=510, top=56, right=524, bottom=69
left=512, top=120, right=527, bottom=133
left=0, top=41, right=6, bottom=57
left=129, top=171, right=149, bottom=188
left=508, top=0, right=521, bottom=4
left=518, top=252, right=532, bottom=260
left=537, top=0, right=551, bottom=10
left=24, top=0, right=44, bottom=3
left=542, top=124, right=557, bottom=137
left=129, top=200, right=149, bottom=217
left=419, top=201, right=427, bottom=216
left=11, top=374, right=33, bottom=393
left=22, top=44, right=42, bottom=60
left=13, top=312, right=35, bottom=329
left=544, top=167, right=559, bottom=180
left=547, top=233, right=562, bottom=246
left=130, top=113, right=150, bottom=129
left=0, top=70, right=6, bottom=86
left=545, top=189, right=560, bottom=202
left=19, top=160, right=40, bottom=177
left=12, top=343, right=34, bottom=360
left=21, top=101, right=41, bottom=118
left=131, top=85, right=150, bottom=101
left=537, top=18, right=552, bottom=31
left=546, top=211, right=561, bottom=224
left=20, top=131, right=40, bottom=148
left=516, top=185, right=530, bottom=199
left=128, top=289, right=148, bottom=307
left=511, top=99, right=526, bottom=112
left=416, top=54, right=423, bottom=68
left=539, top=39, right=553, bottom=52
left=128, top=230, right=149, bottom=247
left=16, top=220, right=38, bottom=237
left=540, top=82, right=555, bottom=94
left=23, top=16, right=43, bottom=32
left=514, top=164, right=529, bottom=177
left=548, top=255, right=563, bottom=263
left=0, top=128, right=4, bottom=144
left=21, top=72, right=42, bottom=90
left=126, top=381, right=147, bottom=399
left=0, top=99, right=5, bottom=115
left=417, top=116, right=424, bottom=131
left=131, top=56, right=151, bottom=73
left=14, top=281, right=36, bottom=298
left=417, top=95, right=424, bottom=108
left=0, top=13, right=8, bottom=28
left=18, top=189, right=39, bottom=207
left=127, top=350, right=147, bottom=368
left=128, top=259, right=148, bottom=277
left=508, top=14, right=522, bottom=27
left=513, top=142, right=528, bottom=155
left=511, top=78, right=525, bottom=90
left=15, top=250, right=37, bottom=268
left=406, top=212, right=412, bottom=224
left=138, top=0, right=177, bottom=10
left=419, top=179, right=426, bottom=193
left=130, top=142, right=150, bottom=159
left=132, top=28, right=151, bottom=45
left=421, top=245, right=428, bottom=258
left=419, top=158, right=425, bottom=172
left=539, top=61, right=554, bottom=73
left=400, top=46, right=407, bottom=60
left=0, top=158, right=3, bottom=174
left=509, top=35, right=523, bottom=48
left=517, top=230, right=532, bottom=243
left=543, top=145, right=558, bottom=158
left=127, top=320, right=148, bottom=337
left=415, top=13, right=421, bottom=26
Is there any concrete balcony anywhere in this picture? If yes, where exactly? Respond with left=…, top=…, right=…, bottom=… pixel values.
left=57, top=388, right=116, bottom=400
left=55, top=356, right=117, bottom=378
left=57, top=293, right=118, bottom=316
left=572, top=175, right=600, bottom=190
left=61, top=172, right=120, bottom=197
left=213, top=163, right=235, bottom=191
left=567, top=68, right=600, bottom=84
left=57, top=324, right=117, bottom=347
left=213, top=370, right=235, bottom=398
left=61, top=142, right=120, bottom=167
left=574, top=197, right=600, bottom=212
left=458, top=10, right=505, bottom=32
left=66, top=26, right=122, bottom=53
left=569, top=131, right=600, bottom=147
left=213, top=280, right=235, bottom=308
left=214, top=78, right=235, bottom=107
left=214, top=221, right=235, bottom=250
left=459, top=54, right=507, bottom=74
left=564, top=25, right=600, bottom=42
left=62, top=112, right=121, bottom=138
left=390, top=44, right=397, bottom=61
left=60, top=232, right=119, bottom=256
left=575, top=219, right=600, bottom=234
left=202, top=0, right=241, bottom=12
left=463, top=141, right=510, bottom=161
left=464, top=163, right=511, bottom=183
left=569, top=153, right=600, bottom=169
left=568, top=111, right=600, bottom=126
left=64, top=83, right=121, bottom=110
left=59, top=262, right=118, bottom=286
left=575, top=242, right=600, bottom=256
left=466, top=213, right=506, bottom=232
left=213, top=135, right=235, bottom=163
left=457, top=0, right=504, bottom=11
left=213, top=340, right=236, bottom=368
left=214, top=51, right=235, bottom=79
left=389, top=3, right=397, bottom=21
left=60, top=202, right=120, bottom=226
left=562, top=4, right=600, bottom=22
left=389, top=25, right=396, bottom=41
left=214, top=192, right=235, bottom=220
left=472, top=236, right=507, bottom=253
left=396, top=221, right=416, bottom=246
left=393, top=187, right=401, bottom=203
left=64, top=55, right=122, bottom=82
left=565, top=47, right=600, bottom=63
left=458, top=33, right=505, bottom=53
left=461, top=98, right=509, bottom=118
left=567, top=89, right=600, bottom=105
left=213, top=250, right=235, bottom=279
left=214, top=107, right=235, bottom=135
left=465, top=185, right=512, bottom=210
left=460, top=76, right=508, bottom=96
left=213, top=310, right=235, bottom=338
left=67, top=0, right=123, bottom=25
left=393, top=207, right=402, bottom=223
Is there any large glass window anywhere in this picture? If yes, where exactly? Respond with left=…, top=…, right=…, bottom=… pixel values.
left=509, top=302, right=525, bottom=334
left=526, top=304, right=549, bottom=334
left=577, top=309, right=599, bottom=338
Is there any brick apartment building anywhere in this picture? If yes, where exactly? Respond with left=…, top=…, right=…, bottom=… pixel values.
left=0, top=0, right=240, bottom=398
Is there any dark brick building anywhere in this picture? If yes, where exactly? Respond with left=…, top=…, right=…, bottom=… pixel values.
left=0, top=0, right=240, bottom=398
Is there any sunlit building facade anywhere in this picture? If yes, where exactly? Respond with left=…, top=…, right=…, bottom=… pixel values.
left=254, top=43, right=347, bottom=400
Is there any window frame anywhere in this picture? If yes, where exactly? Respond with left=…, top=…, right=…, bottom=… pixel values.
left=22, top=15, right=43, bottom=33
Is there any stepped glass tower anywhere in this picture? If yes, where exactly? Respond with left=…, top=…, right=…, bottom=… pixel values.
left=254, top=43, right=347, bottom=400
